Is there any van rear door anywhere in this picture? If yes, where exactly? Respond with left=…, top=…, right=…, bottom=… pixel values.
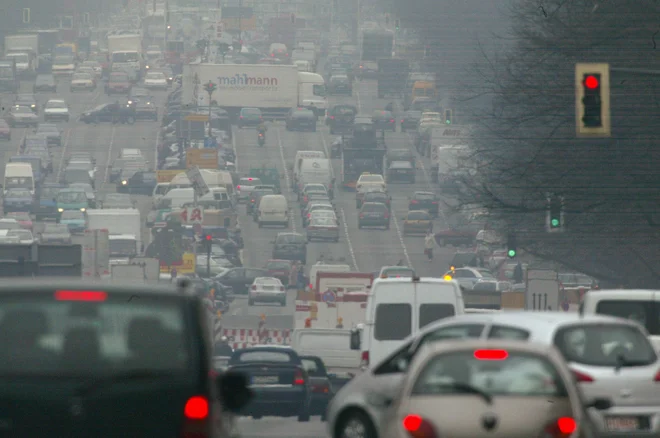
left=414, top=281, right=464, bottom=330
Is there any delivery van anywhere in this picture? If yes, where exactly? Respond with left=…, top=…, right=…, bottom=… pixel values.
left=257, top=194, right=289, bottom=228
left=293, top=150, right=325, bottom=188
left=4, top=163, right=35, bottom=195
left=298, top=158, right=333, bottom=196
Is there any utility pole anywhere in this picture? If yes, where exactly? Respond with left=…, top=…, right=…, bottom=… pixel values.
left=203, top=81, right=217, bottom=136
left=238, top=0, right=243, bottom=46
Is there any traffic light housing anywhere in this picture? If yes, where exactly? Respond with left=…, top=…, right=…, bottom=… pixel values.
left=203, top=81, right=217, bottom=94
left=395, top=19, right=400, bottom=30
left=507, top=233, right=517, bottom=259
left=444, top=109, right=452, bottom=124
left=547, top=195, right=564, bottom=232
left=575, top=63, right=610, bottom=137
left=22, top=8, right=30, bottom=24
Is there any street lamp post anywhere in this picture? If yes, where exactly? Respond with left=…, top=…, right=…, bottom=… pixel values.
left=203, top=81, right=217, bottom=137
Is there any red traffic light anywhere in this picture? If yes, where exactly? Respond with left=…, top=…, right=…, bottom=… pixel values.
left=205, top=235, right=212, bottom=241
left=584, top=75, right=599, bottom=89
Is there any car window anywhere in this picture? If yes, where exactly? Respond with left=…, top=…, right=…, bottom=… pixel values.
left=266, top=261, right=291, bottom=270
left=415, top=192, right=436, bottom=200
left=234, top=351, right=292, bottom=363
left=595, top=300, right=659, bottom=334
left=417, top=325, right=485, bottom=351
left=0, top=292, right=191, bottom=375
left=488, top=325, right=530, bottom=340
left=554, top=324, right=657, bottom=367
left=362, top=203, right=386, bottom=213
left=419, top=304, right=455, bottom=329
left=373, top=340, right=415, bottom=375
left=411, top=351, right=568, bottom=397
left=301, top=357, right=327, bottom=376
left=375, top=303, right=411, bottom=341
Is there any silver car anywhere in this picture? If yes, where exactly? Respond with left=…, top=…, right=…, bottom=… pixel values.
left=38, top=223, right=72, bottom=244
left=306, top=216, right=339, bottom=242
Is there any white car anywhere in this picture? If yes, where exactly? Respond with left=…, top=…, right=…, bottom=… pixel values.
left=7, top=229, right=34, bottom=245
left=356, top=173, right=385, bottom=187
left=143, top=71, right=168, bottom=89
left=44, top=99, right=70, bottom=122
left=70, top=72, right=96, bottom=92
left=248, top=277, right=286, bottom=307
left=81, top=61, right=102, bottom=77
left=236, top=177, right=262, bottom=202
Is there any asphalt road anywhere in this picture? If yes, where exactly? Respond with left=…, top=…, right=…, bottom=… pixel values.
left=1, top=72, right=459, bottom=438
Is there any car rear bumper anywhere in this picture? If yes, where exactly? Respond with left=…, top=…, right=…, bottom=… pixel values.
left=241, top=388, right=307, bottom=417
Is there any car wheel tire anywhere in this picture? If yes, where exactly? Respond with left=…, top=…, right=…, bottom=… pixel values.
left=252, top=414, right=262, bottom=420
left=298, top=409, right=311, bottom=422
left=336, top=410, right=376, bottom=438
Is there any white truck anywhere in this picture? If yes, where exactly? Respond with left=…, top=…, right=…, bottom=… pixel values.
left=107, top=34, right=142, bottom=81
left=86, top=209, right=142, bottom=265
left=4, top=34, right=39, bottom=77
left=292, top=329, right=360, bottom=388
left=525, top=269, right=562, bottom=311
left=182, top=64, right=328, bottom=117
left=82, top=229, right=110, bottom=278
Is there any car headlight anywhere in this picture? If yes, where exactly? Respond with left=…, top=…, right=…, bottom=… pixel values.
left=121, top=180, right=127, bottom=185
left=80, top=208, right=86, bottom=212
left=31, top=104, right=36, bottom=108
left=58, top=208, right=64, bottom=212
left=128, top=100, right=133, bottom=104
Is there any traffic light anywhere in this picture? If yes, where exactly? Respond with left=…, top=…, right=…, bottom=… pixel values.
left=395, top=19, right=400, bottom=30
left=547, top=195, right=564, bottom=232
left=203, top=81, right=217, bottom=94
left=22, top=8, right=30, bottom=24
left=507, top=233, right=517, bottom=259
left=575, top=63, right=610, bottom=137
left=444, top=109, right=452, bottom=124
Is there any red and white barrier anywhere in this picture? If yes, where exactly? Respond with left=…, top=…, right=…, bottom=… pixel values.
left=220, top=327, right=291, bottom=349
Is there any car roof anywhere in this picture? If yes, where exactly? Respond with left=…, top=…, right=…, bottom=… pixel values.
left=0, top=279, right=187, bottom=298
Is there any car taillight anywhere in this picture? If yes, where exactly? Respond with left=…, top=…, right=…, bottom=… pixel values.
left=240, top=116, right=243, bottom=119
left=280, top=286, right=285, bottom=291
left=307, top=213, right=311, bottom=218
left=410, top=200, right=418, bottom=204
left=360, top=351, right=369, bottom=367
left=312, top=382, right=330, bottom=393
left=330, top=116, right=335, bottom=119
left=543, top=417, right=577, bottom=438
left=572, top=369, right=594, bottom=383
left=294, top=369, right=305, bottom=385
left=401, top=119, right=404, bottom=123
left=402, top=415, right=437, bottom=438
left=654, top=369, right=660, bottom=381
left=431, top=201, right=438, bottom=204
left=303, top=196, right=308, bottom=202
left=251, top=285, right=257, bottom=290
left=390, top=119, right=395, bottom=123
left=181, top=395, right=210, bottom=438
left=236, top=185, right=241, bottom=190
left=384, top=213, right=389, bottom=219
left=308, top=283, right=313, bottom=290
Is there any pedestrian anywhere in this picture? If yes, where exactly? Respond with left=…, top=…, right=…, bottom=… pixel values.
left=297, top=265, right=306, bottom=290
left=424, top=231, right=437, bottom=261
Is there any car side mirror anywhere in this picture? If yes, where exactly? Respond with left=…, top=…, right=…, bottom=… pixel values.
left=586, top=398, right=612, bottom=411
left=349, top=329, right=361, bottom=350
left=217, top=370, right=253, bottom=413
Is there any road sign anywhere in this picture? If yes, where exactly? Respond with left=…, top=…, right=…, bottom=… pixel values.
left=180, top=207, right=204, bottom=224
left=321, top=289, right=336, bottom=303
left=186, top=166, right=210, bottom=198
left=204, top=137, right=217, bottom=148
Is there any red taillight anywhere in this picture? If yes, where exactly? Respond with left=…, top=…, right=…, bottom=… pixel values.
left=384, top=213, right=389, bottom=219
left=431, top=201, right=438, bottom=204
left=55, top=290, right=107, bottom=301
left=410, top=200, right=418, bottom=204
left=401, top=119, right=404, bottom=123
left=474, top=349, right=508, bottom=360
left=280, top=286, right=284, bottom=291
left=312, top=383, right=330, bottom=393
left=240, top=116, right=243, bottom=119
left=307, top=213, right=311, bottom=218
left=402, top=415, right=437, bottom=438
left=308, top=283, right=313, bottom=290
left=360, top=351, right=369, bottom=367
left=184, top=396, right=209, bottom=420
left=653, top=370, right=660, bottom=381
left=544, top=417, right=577, bottom=437
left=271, top=53, right=275, bottom=57
left=303, top=196, right=308, bottom=202
left=236, top=185, right=241, bottom=190
left=182, top=396, right=210, bottom=438
left=390, top=119, right=395, bottom=123
left=572, top=369, right=594, bottom=383
left=294, top=369, right=305, bottom=385
left=251, top=285, right=257, bottom=290
left=330, top=116, right=335, bottom=119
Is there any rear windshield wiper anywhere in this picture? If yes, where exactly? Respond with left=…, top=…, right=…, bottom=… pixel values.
left=75, top=369, right=178, bottom=397
left=430, top=382, right=493, bottom=404
left=614, top=353, right=651, bottom=372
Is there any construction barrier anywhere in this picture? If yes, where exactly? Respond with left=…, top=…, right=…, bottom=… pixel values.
left=294, top=300, right=367, bottom=329
left=220, top=327, right=291, bottom=349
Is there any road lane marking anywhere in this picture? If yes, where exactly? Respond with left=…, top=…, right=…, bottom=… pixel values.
left=101, top=126, right=117, bottom=188
left=340, top=208, right=358, bottom=270
left=55, top=128, right=73, bottom=181
left=392, top=214, right=413, bottom=268
left=275, top=128, right=296, bottom=233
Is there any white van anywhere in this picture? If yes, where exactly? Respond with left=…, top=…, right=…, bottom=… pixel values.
left=257, top=194, right=289, bottom=228
left=293, top=150, right=325, bottom=187
left=298, top=72, right=327, bottom=116
left=359, top=277, right=464, bottom=367
left=152, top=182, right=171, bottom=201
left=581, top=289, right=660, bottom=349
left=4, top=163, right=35, bottom=195
left=298, top=158, right=333, bottom=194
left=162, top=187, right=195, bottom=208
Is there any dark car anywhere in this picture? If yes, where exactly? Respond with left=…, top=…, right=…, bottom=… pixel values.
left=363, top=190, right=391, bottom=208
left=326, top=104, right=357, bottom=135
left=3, top=188, right=34, bottom=213
left=386, top=148, right=415, bottom=167
left=128, top=87, right=150, bottom=106
left=36, top=184, right=65, bottom=220
left=36, top=123, right=62, bottom=147
left=400, top=110, right=422, bottom=132
left=215, top=267, right=269, bottom=294
left=0, top=280, right=252, bottom=437
left=327, top=75, right=352, bottom=96
left=105, top=71, right=132, bottom=94
left=228, top=346, right=311, bottom=421
left=409, top=190, right=439, bottom=217
left=15, top=94, right=38, bottom=114
left=386, top=160, right=415, bottom=183
left=272, top=232, right=307, bottom=263
left=121, top=170, right=157, bottom=195
left=33, top=74, right=57, bottom=93
left=0, top=120, right=11, bottom=141
left=134, top=99, right=158, bottom=120
left=80, top=103, right=136, bottom=124
left=372, top=110, right=396, bottom=132
left=356, top=61, right=378, bottom=79
left=238, top=107, right=263, bottom=128
left=358, top=202, right=390, bottom=230
left=264, top=259, right=295, bottom=287
left=300, top=355, right=333, bottom=419
left=285, top=108, right=316, bottom=132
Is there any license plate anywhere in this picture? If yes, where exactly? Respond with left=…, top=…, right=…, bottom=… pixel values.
left=262, top=286, right=274, bottom=290
left=396, top=170, right=407, bottom=173
left=606, top=417, right=640, bottom=432
left=252, top=375, right=278, bottom=384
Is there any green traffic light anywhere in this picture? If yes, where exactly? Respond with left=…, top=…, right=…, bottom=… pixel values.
left=550, top=218, right=560, bottom=228
left=445, top=119, right=451, bottom=124
left=507, top=249, right=516, bottom=258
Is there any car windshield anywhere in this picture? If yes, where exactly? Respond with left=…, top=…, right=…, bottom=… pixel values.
left=301, top=357, right=326, bottom=377
left=0, top=291, right=190, bottom=375
left=70, top=184, right=93, bottom=194
left=6, top=189, right=31, bottom=198
left=415, top=192, right=436, bottom=201
left=72, top=73, right=92, bottom=81
left=146, top=72, right=164, bottom=80
left=408, top=211, right=430, bottom=220
left=38, top=125, right=58, bottom=132
left=60, top=211, right=84, bottom=220
left=41, top=187, right=62, bottom=198
left=266, top=261, right=291, bottom=270
left=554, top=324, right=657, bottom=367
left=12, top=106, right=32, bottom=114
left=235, top=351, right=292, bottom=363
left=57, top=191, right=86, bottom=203
left=411, top=351, right=568, bottom=397
left=311, top=217, right=337, bottom=227
left=360, top=175, right=381, bottom=183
